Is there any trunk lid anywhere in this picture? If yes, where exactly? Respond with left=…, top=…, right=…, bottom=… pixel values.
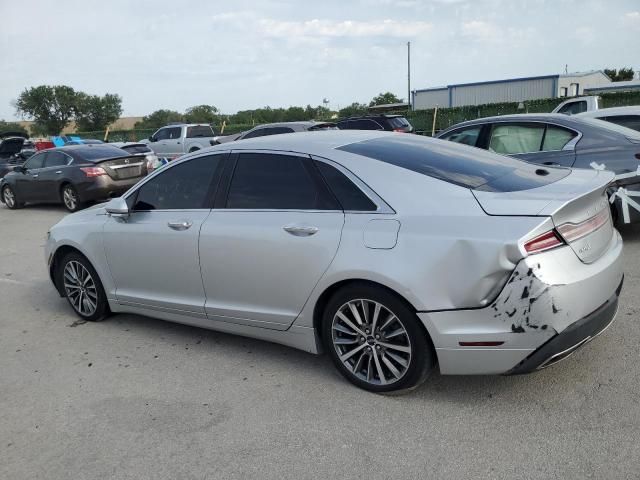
left=96, top=155, right=148, bottom=180
left=473, top=168, right=615, bottom=263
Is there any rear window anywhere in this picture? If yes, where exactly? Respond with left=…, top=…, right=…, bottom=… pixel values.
left=68, top=145, right=130, bottom=161
left=186, top=125, right=214, bottom=138
left=337, top=135, right=569, bottom=192
left=575, top=117, right=640, bottom=141
left=121, top=144, right=152, bottom=154
left=388, top=117, right=411, bottom=128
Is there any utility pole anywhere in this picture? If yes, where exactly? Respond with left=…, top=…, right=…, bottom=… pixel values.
left=407, top=41, right=411, bottom=111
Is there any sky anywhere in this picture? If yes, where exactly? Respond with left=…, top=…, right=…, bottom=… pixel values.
left=1, top=0, right=639, bottom=119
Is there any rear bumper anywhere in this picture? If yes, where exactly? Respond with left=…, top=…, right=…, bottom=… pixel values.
left=77, top=175, right=143, bottom=202
left=507, top=276, right=622, bottom=374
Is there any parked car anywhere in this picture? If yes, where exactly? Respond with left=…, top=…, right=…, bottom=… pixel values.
left=1, top=144, right=148, bottom=212
left=141, top=123, right=215, bottom=159
left=336, top=114, right=414, bottom=133
left=64, top=139, right=104, bottom=145
left=0, top=132, right=30, bottom=178
left=110, top=142, right=163, bottom=172
left=212, top=121, right=337, bottom=145
left=436, top=113, right=640, bottom=223
left=576, top=106, right=640, bottom=132
left=552, top=95, right=602, bottom=115
left=45, top=131, right=622, bottom=393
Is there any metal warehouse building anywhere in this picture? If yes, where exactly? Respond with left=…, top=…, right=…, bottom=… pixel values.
left=412, top=70, right=611, bottom=110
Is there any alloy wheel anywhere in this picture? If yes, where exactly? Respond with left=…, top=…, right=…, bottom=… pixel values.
left=63, top=186, right=77, bottom=210
left=3, top=187, right=15, bottom=208
left=331, top=299, right=412, bottom=386
left=63, top=260, right=98, bottom=316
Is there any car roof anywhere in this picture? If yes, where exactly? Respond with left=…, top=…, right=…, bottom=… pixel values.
left=54, top=144, right=133, bottom=161
left=250, top=121, right=331, bottom=128
left=340, top=114, right=405, bottom=120
left=576, top=106, right=640, bottom=117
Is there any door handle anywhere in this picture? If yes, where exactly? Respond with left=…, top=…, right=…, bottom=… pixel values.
left=55, top=171, right=62, bottom=174
left=283, top=225, right=319, bottom=237
left=31, top=174, right=39, bottom=178
left=168, top=221, right=193, bottom=231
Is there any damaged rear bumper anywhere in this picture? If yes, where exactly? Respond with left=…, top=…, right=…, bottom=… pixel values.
left=507, top=276, right=623, bottom=374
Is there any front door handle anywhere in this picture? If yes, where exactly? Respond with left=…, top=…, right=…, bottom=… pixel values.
left=31, top=174, right=39, bottom=178
left=168, top=221, right=193, bottom=231
left=283, top=225, right=319, bottom=237
left=55, top=171, right=62, bottom=174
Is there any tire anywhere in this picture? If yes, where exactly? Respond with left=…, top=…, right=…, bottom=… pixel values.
left=2, top=185, right=23, bottom=209
left=321, top=283, right=435, bottom=393
left=61, top=184, right=83, bottom=212
left=56, top=252, right=109, bottom=322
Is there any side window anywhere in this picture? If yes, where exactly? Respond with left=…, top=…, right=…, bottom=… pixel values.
left=186, top=125, right=214, bottom=138
left=352, top=119, right=383, bottom=130
left=132, top=155, right=222, bottom=211
left=154, top=128, right=169, bottom=141
left=558, top=101, right=587, bottom=115
left=44, top=151, right=70, bottom=167
left=315, top=161, right=377, bottom=211
left=241, top=128, right=268, bottom=139
left=226, top=153, right=338, bottom=210
left=441, top=126, right=482, bottom=147
left=167, top=127, right=182, bottom=139
left=603, top=115, right=640, bottom=132
left=268, top=127, right=295, bottom=135
left=24, top=152, right=45, bottom=169
left=489, top=123, right=545, bottom=155
left=541, top=126, right=577, bottom=151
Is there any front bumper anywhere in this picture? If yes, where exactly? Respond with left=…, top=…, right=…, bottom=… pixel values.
left=508, top=276, right=622, bottom=374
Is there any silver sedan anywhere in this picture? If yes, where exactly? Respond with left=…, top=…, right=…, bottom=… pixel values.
left=45, top=131, right=624, bottom=392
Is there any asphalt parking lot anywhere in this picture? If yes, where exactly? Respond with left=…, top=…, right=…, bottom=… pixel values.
left=1, top=205, right=639, bottom=480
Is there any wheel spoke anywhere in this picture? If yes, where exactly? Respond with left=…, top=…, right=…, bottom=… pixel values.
left=370, top=302, right=382, bottom=332
left=378, top=341, right=411, bottom=353
left=381, top=352, right=402, bottom=380
left=353, top=350, right=367, bottom=374
left=347, top=302, right=364, bottom=326
left=336, top=311, right=365, bottom=337
left=360, top=300, right=369, bottom=324
left=384, top=327, right=406, bottom=340
left=372, top=349, right=387, bottom=385
left=339, top=343, right=367, bottom=362
left=334, top=338, right=359, bottom=345
left=332, top=322, right=358, bottom=336
left=385, top=350, right=409, bottom=368
left=379, top=313, right=396, bottom=332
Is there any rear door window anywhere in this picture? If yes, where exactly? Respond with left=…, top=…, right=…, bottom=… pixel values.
left=241, top=128, right=269, bottom=139
left=541, top=126, right=577, bottom=151
left=44, top=151, right=70, bottom=167
left=186, top=125, right=214, bottom=138
left=440, top=126, right=482, bottom=147
left=489, top=123, right=545, bottom=154
left=315, top=161, right=377, bottom=211
left=602, top=115, right=640, bottom=132
left=226, top=153, right=338, bottom=210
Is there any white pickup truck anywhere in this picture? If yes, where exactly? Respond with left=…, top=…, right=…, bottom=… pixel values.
left=141, top=123, right=215, bottom=160
left=551, top=95, right=603, bottom=115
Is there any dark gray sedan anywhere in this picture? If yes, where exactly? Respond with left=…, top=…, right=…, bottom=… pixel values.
left=212, top=121, right=336, bottom=145
left=437, top=113, right=640, bottom=223
left=0, top=144, right=148, bottom=212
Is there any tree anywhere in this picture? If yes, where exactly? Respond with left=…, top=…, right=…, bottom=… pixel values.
left=15, top=85, right=78, bottom=135
left=134, top=109, right=184, bottom=130
left=604, top=67, right=635, bottom=82
left=184, top=105, right=219, bottom=124
left=369, top=92, right=402, bottom=107
left=75, top=93, right=123, bottom=132
left=338, top=102, right=368, bottom=118
left=0, top=120, right=29, bottom=136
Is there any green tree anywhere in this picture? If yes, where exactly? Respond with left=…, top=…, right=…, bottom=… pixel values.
left=0, top=120, right=29, bottom=136
left=135, top=109, right=184, bottom=129
left=338, top=102, right=368, bottom=118
left=604, top=67, right=635, bottom=82
left=75, top=93, right=123, bottom=131
left=15, top=85, right=78, bottom=135
left=184, top=105, right=219, bottom=124
left=369, top=92, right=402, bottom=107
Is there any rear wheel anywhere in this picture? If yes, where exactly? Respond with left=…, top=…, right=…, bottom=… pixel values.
left=2, top=185, right=23, bottom=209
left=61, top=184, right=83, bottom=212
left=56, top=252, right=109, bottom=321
left=322, top=284, right=435, bottom=393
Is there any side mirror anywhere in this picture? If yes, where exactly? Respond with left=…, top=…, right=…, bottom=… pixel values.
left=149, top=136, right=156, bottom=142
left=105, top=197, right=129, bottom=217
left=14, top=165, right=26, bottom=174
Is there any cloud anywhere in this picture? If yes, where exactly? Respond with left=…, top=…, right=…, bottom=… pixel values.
left=460, top=20, right=500, bottom=42
left=623, top=11, right=640, bottom=27
left=258, top=18, right=432, bottom=38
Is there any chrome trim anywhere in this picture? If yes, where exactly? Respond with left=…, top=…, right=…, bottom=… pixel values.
left=110, top=162, right=144, bottom=170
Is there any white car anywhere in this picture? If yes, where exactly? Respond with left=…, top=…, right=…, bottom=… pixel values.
left=576, top=106, right=640, bottom=132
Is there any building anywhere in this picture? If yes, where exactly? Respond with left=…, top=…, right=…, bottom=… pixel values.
left=412, top=70, right=611, bottom=110
left=584, top=79, right=640, bottom=95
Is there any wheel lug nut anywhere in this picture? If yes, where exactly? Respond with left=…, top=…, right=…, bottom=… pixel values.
left=376, top=345, right=381, bottom=350
left=375, top=334, right=380, bottom=339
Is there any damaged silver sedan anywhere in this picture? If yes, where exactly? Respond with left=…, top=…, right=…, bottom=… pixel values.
left=45, top=131, right=623, bottom=393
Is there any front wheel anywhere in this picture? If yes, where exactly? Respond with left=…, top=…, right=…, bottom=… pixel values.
left=61, top=184, right=83, bottom=212
left=2, top=185, right=23, bottom=209
left=322, top=283, right=435, bottom=393
left=56, top=252, right=109, bottom=321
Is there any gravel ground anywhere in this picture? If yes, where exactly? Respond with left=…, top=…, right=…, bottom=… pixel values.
left=1, top=205, right=639, bottom=480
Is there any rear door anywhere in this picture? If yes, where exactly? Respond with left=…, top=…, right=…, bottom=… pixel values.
left=487, top=122, right=577, bottom=167
left=199, top=151, right=344, bottom=330
left=39, top=151, right=72, bottom=201
left=103, top=153, right=225, bottom=312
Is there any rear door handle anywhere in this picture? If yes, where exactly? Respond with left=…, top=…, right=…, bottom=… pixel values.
left=31, top=174, right=39, bottom=178
left=55, top=171, right=62, bottom=174
left=168, top=221, right=193, bottom=231
left=283, top=225, right=319, bottom=237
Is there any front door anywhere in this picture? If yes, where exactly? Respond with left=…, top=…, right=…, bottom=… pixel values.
left=15, top=151, right=46, bottom=202
left=103, top=153, right=225, bottom=313
left=199, top=151, right=344, bottom=330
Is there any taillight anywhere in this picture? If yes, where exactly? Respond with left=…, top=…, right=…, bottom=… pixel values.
left=557, top=207, right=609, bottom=243
left=393, top=128, right=405, bottom=133
left=80, top=166, right=107, bottom=177
left=524, top=230, right=565, bottom=254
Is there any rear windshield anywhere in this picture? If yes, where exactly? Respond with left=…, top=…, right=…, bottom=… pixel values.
left=574, top=117, right=640, bottom=142
left=388, top=117, right=411, bottom=128
left=67, top=145, right=130, bottom=161
left=337, top=135, right=569, bottom=192
left=186, top=125, right=214, bottom=138
left=121, top=144, right=152, bottom=154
